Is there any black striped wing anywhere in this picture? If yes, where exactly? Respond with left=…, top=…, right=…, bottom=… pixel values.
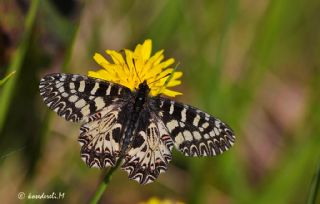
left=79, top=102, right=131, bottom=168
left=150, top=97, right=235, bottom=157
left=120, top=96, right=235, bottom=184
left=39, top=73, right=131, bottom=122
left=39, top=73, right=133, bottom=169
left=121, top=109, right=173, bottom=184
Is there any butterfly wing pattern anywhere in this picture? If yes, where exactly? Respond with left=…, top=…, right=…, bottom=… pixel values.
left=150, top=97, right=235, bottom=157
left=39, top=73, right=235, bottom=184
left=121, top=110, right=173, bottom=184
left=39, top=73, right=132, bottom=168
left=78, top=102, right=129, bottom=168
left=39, top=73, right=131, bottom=122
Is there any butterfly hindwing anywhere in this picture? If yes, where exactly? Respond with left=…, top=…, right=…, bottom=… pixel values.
left=150, top=97, right=235, bottom=157
left=121, top=110, right=173, bottom=185
left=79, top=102, right=131, bottom=168
left=39, top=73, right=131, bottom=122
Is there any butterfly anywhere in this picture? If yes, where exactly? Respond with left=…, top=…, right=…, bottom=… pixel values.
left=39, top=73, right=235, bottom=184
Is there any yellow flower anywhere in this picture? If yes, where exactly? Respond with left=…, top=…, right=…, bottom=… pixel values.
left=139, top=197, right=185, bottom=204
left=88, top=39, right=183, bottom=97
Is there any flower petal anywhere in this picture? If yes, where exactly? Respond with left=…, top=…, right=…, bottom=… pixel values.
left=161, top=89, right=183, bottom=97
left=167, top=80, right=181, bottom=87
left=93, top=53, right=110, bottom=68
left=106, top=50, right=125, bottom=64
left=124, top=49, right=134, bottom=72
left=88, top=70, right=113, bottom=81
left=172, top=71, right=183, bottom=79
left=148, top=49, right=164, bottom=65
left=141, top=39, right=152, bottom=61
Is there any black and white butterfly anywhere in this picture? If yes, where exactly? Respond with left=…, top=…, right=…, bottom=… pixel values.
left=39, top=73, right=235, bottom=184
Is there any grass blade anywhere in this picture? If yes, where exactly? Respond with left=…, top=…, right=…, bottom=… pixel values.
left=0, top=0, right=40, bottom=133
left=0, top=71, right=16, bottom=86
left=308, top=160, right=320, bottom=204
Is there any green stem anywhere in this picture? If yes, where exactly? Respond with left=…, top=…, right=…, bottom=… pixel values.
left=308, top=160, right=320, bottom=204
left=89, top=160, right=122, bottom=204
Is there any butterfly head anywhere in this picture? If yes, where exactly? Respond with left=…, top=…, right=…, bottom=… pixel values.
left=138, top=80, right=150, bottom=94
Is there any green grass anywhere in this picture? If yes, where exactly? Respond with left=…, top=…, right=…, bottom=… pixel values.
left=0, top=0, right=40, bottom=133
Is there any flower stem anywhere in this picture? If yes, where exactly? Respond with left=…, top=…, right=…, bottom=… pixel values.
left=89, top=160, right=122, bottom=204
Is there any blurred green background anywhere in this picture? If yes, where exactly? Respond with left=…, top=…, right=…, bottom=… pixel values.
left=1, top=0, right=320, bottom=203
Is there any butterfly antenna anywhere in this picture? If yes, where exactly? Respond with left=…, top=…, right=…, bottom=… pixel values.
left=132, top=59, right=142, bottom=83
left=148, top=73, right=171, bottom=85
left=157, top=62, right=180, bottom=95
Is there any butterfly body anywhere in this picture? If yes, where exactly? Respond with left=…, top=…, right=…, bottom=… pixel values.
left=120, top=80, right=150, bottom=156
left=39, top=73, right=235, bottom=184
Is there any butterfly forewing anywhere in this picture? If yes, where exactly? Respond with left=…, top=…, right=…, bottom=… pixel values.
left=150, top=97, right=235, bottom=157
left=39, top=73, right=131, bottom=122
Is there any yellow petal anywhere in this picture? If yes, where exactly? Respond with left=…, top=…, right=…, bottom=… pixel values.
left=167, top=80, right=181, bottom=87
left=141, top=39, right=152, bottom=61
left=172, top=71, right=183, bottom=79
left=98, top=64, right=118, bottom=78
left=106, top=50, right=125, bottom=64
left=133, top=43, right=142, bottom=59
left=144, top=66, right=163, bottom=80
left=153, top=68, right=174, bottom=81
left=161, top=89, right=183, bottom=97
left=124, top=49, right=134, bottom=72
left=148, top=49, right=164, bottom=65
left=88, top=70, right=101, bottom=79
left=159, top=58, right=175, bottom=68
left=88, top=70, right=113, bottom=81
left=93, top=53, right=110, bottom=68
